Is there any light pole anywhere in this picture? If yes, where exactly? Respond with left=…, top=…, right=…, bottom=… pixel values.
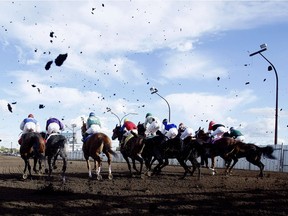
left=150, top=87, right=171, bottom=122
left=249, top=43, right=278, bottom=145
left=65, top=123, right=78, bottom=151
left=106, top=107, right=138, bottom=125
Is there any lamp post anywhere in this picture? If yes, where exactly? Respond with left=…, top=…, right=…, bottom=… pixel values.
left=106, top=108, right=138, bottom=125
left=65, top=123, right=78, bottom=151
left=150, top=87, right=171, bottom=122
left=249, top=44, right=278, bottom=145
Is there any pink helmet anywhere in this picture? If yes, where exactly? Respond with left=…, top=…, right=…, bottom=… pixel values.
left=28, top=114, right=34, bottom=118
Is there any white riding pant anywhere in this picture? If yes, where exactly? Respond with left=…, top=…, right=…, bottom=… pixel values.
left=145, top=120, right=161, bottom=136
left=86, top=124, right=101, bottom=134
left=211, top=126, right=227, bottom=139
left=180, top=127, right=194, bottom=140
left=47, top=122, right=60, bottom=134
left=165, top=128, right=178, bottom=139
left=235, top=135, right=245, bottom=142
left=23, top=122, right=40, bottom=133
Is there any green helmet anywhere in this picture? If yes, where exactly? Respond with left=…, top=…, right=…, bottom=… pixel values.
left=146, top=113, right=152, bottom=118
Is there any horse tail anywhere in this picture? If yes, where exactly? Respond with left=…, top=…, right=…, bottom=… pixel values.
left=108, top=148, right=118, bottom=158
left=260, top=145, right=277, bottom=159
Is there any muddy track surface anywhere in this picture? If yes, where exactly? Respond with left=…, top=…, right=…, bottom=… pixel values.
left=1, top=155, right=288, bottom=216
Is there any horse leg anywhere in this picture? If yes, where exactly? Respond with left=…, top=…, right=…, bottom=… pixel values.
left=178, top=158, right=193, bottom=180
left=226, top=157, right=238, bottom=175
left=52, top=154, right=58, bottom=170
left=246, top=156, right=264, bottom=177
left=106, top=153, right=113, bottom=180
left=47, top=156, right=53, bottom=178
left=210, top=156, right=216, bottom=175
left=190, top=157, right=201, bottom=180
left=85, top=157, right=92, bottom=178
left=22, top=157, right=31, bottom=179
left=59, top=150, right=67, bottom=183
left=134, top=154, right=144, bottom=176
left=123, top=154, right=132, bottom=176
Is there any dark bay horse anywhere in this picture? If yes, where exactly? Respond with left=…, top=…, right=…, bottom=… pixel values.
left=112, top=123, right=145, bottom=177
left=19, top=131, right=46, bottom=179
left=224, top=142, right=276, bottom=177
left=41, top=132, right=68, bottom=182
left=195, top=128, right=239, bottom=174
left=81, top=122, right=117, bottom=180
left=141, top=130, right=197, bottom=179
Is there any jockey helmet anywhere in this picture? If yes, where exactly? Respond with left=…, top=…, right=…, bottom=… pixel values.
left=146, top=113, right=152, bottom=118
left=89, top=112, right=95, bottom=117
left=28, top=114, right=34, bottom=118
left=162, top=119, right=168, bottom=123
left=124, top=118, right=129, bottom=122
left=209, top=121, right=215, bottom=127
left=230, top=127, right=235, bottom=131
left=179, top=123, right=184, bottom=129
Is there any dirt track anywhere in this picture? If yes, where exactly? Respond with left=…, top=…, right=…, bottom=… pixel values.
left=1, top=154, right=288, bottom=216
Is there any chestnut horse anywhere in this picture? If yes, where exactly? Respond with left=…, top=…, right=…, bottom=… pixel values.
left=19, top=131, right=46, bottom=179
left=112, top=123, right=145, bottom=177
left=81, top=122, right=117, bottom=180
left=41, top=132, right=68, bottom=182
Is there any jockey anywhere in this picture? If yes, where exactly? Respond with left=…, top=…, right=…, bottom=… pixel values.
left=229, top=127, right=245, bottom=142
left=19, top=114, right=41, bottom=145
left=162, top=119, right=178, bottom=140
left=208, top=121, right=227, bottom=140
left=82, top=112, right=101, bottom=141
left=120, top=118, right=138, bottom=147
left=178, top=123, right=194, bottom=140
left=144, top=113, right=161, bottom=137
left=120, top=118, right=138, bottom=136
left=20, top=114, right=41, bottom=134
left=46, top=117, right=65, bottom=135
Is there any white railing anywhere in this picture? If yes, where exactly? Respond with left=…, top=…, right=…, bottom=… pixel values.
left=66, top=144, right=288, bottom=172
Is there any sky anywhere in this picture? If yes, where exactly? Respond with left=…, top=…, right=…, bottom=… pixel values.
left=1, top=0, right=288, bottom=150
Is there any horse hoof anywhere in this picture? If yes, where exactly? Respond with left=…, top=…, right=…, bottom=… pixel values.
left=45, top=169, right=49, bottom=174
left=97, top=175, right=103, bottom=181
left=108, top=174, right=113, bottom=180
left=62, top=176, right=66, bottom=183
left=22, top=173, right=28, bottom=179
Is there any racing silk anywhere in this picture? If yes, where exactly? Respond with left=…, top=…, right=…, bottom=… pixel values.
left=20, top=117, right=38, bottom=130
left=46, top=118, right=64, bottom=130
left=86, top=116, right=101, bottom=129
left=144, top=115, right=156, bottom=127
left=163, top=122, right=177, bottom=131
left=230, top=128, right=243, bottom=137
left=211, top=124, right=225, bottom=131
left=121, top=121, right=137, bottom=132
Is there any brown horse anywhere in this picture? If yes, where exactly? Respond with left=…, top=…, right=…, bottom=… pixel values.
left=112, top=123, right=145, bottom=177
left=195, top=128, right=239, bottom=174
left=19, top=131, right=46, bottom=179
left=81, top=122, right=117, bottom=180
left=224, top=142, right=276, bottom=177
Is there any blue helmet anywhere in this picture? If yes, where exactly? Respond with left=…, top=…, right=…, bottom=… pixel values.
left=89, top=112, right=95, bottom=117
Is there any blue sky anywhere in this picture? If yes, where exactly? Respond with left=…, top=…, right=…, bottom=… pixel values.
left=1, top=0, right=288, bottom=149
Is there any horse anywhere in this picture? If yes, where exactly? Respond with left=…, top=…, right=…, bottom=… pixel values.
left=195, top=128, right=239, bottom=174
left=41, top=132, right=68, bottom=182
left=112, top=123, right=145, bottom=177
left=224, top=142, right=276, bottom=177
left=19, top=131, right=46, bottom=179
left=141, top=130, right=198, bottom=179
left=81, top=122, right=117, bottom=180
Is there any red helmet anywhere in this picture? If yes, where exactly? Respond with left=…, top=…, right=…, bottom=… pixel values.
left=208, top=121, right=215, bottom=130
left=28, top=114, right=34, bottom=118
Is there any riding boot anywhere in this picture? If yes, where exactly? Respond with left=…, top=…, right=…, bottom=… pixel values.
left=82, top=133, right=88, bottom=142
